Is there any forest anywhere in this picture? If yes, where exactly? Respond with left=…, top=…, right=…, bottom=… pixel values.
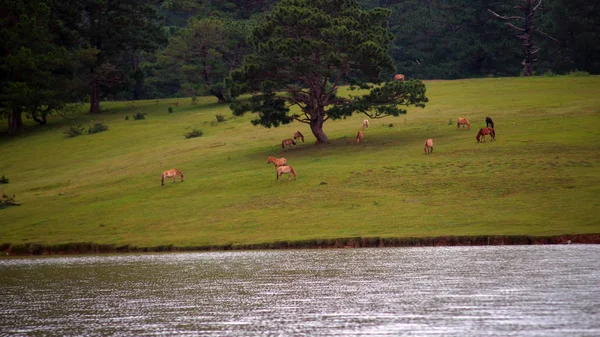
left=1, top=0, right=598, bottom=135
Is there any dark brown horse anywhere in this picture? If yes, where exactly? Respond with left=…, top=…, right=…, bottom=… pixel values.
left=476, top=127, right=495, bottom=143
left=486, top=116, right=495, bottom=129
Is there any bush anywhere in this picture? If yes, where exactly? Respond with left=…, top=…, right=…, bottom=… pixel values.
left=88, top=122, right=109, bottom=134
left=168, top=107, right=174, bottom=113
left=0, top=175, right=8, bottom=184
left=184, top=128, right=203, bottom=139
left=64, top=124, right=85, bottom=138
left=568, top=70, right=590, bottom=76
left=0, top=193, right=19, bottom=209
left=215, top=114, right=226, bottom=122
left=125, top=116, right=129, bottom=120
left=191, top=96, right=198, bottom=105
left=132, top=112, right=147, bottom=120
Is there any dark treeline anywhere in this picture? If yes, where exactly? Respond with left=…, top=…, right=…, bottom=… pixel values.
left=1, top=0, right=598, bottom=135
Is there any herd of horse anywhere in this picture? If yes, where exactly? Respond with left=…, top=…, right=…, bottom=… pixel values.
left=161, top=114, right=496, bottom=185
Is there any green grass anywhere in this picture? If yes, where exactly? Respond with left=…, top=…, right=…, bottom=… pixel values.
left=1, top=76, right=599, bottom=249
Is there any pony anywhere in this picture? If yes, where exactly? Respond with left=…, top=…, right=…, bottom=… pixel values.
left=276, top=165, right=297, bottom=180
left=424, top=138, right=434, bottom=155
left=486, top=116, right=495, bottom=129
left=394, top=74, right=405, bottom=81
left=267, top=156, right=287, bottom=167
left=476, top=127, right=496, bottom=143
left=457, top=117, right=471, bottom=130
left=293, top=130, right=304, bottom=142
left=161, top=168, right=183, bottom=186
left=281, top=138, right=296, bottom=150
left=355, top=130, right=364, bottom=144
left=362, top=119, right=369, bottom=129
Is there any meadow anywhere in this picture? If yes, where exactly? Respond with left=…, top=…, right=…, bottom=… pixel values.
left=1, top=76, right=599, bottom=252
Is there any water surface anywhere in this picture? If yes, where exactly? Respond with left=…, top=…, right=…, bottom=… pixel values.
left=1, top=245, right=599, bottom=336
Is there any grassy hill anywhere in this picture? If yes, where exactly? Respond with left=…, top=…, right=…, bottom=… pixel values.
left=1, top=76, right=599, bottom=252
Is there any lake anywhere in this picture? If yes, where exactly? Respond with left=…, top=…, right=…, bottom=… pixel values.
left=1, top=245, right=599, bottom=336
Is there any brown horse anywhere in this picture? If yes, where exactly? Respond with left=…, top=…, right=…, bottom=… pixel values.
left=424, top=138, right=433, bottom=154
left=394, top=74, right=405, bottom=81
left=362, top=119, right=369, bottom=129
left=457, top=117, right=471, bottom=130
left=355, top=130, right=364, bottom=144
left=476, top=127, right=496, bottom=143
left=281, top=138, right=296, bottom=150
left=486, top=116, right=495, bottom=129
left=293, top=131, right=304, bottom=142
left=161, top=168, right=183, bottom=186
left=276, top=165, right=297, bottom=180
left=267, top=156, right=287, bottom=167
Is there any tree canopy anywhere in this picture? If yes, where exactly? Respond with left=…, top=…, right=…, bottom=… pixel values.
left=229, top=0, right=428, bottom=143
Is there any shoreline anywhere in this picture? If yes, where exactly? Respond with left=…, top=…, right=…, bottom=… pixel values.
left=2, top=233, right=599, bottom=256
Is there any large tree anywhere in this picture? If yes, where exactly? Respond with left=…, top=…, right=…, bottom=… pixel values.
left=229, top=0, right=428, bottom=144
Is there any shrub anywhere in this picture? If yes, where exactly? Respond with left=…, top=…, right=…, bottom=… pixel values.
left=168, top=107, right=174, bottom=114
left=125, top=116, right=129, bottom=120
left=64, top=124, right=85, bottom=138
left=568, top=70, right=590, bottom=76
left=191, top=96, right=198, bottom=105
left=215, top=114, right=226, bottom=122
left=132, top=112, right=147, bottom=120
left=542, top=69, right=557, bottom=77
left=448, top=119, right=453, bottom=125
left=0, top=194, right=19, bottom=209
left=88, top=122, right=109, bottom=134
left=184, top=128, right=203, bottom=139
left=0, top=175, right=8, bottom=184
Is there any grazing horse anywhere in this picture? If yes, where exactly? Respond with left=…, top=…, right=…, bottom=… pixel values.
left=281, top=138, right=296, bottom=150
left=355, top=130, right=364, bottom=144
left=486, top=116, right=495, bottom=129
left=424, top=139, right=434, bottom=155
left=476, top=127, right=496, bottom=143
left=362, top=119, right=369, bottom=129
left=394, top=74, right=405, bottom=81
left=457, top=117, right=471, bottom=130
left=161, top=168, right=184, bottom=186
left=267, top=156, right=287, bottom=167
left=293, top=131, right=304, bottom=143
left=276, top=165, right=297, bottom=180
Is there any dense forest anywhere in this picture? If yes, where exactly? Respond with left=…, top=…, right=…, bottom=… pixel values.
left=1, top=0, right=598, bottom=135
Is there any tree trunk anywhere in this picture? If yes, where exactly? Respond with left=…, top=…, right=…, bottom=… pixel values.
left=89, top=80, right=101, bottom=113
left=32, top=111, right=48, bottom=125
left=309, top=109, right=329, bottom=144
left=7, top=108, right=23, bottom=136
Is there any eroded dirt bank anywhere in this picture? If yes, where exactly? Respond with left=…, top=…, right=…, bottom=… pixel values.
left=1, top=233, right=599, bottom=256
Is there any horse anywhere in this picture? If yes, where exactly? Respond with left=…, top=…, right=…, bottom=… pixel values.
left=486, top=116, right=495, bottom=129
left=424, top=138, right=433, bottom=155
left=293, top=131, right=304, bottom=142
left=161, top=168, right=183, bottom=186
left=276, top=165, right=297, bottom=180
left=355, top=130, right=363, bottom=144
left=362, top=119, right=369, bottom=129
left=394, top=74, right=405, bottom=81
left=457, top=117, right=471, bottom=130
left=281, top=138, right=296, bottom=150
left=267, top=156, right=287, bottom=167
left=476, top=127, right=496, bottom=143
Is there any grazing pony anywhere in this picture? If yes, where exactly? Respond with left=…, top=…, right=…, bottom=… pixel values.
left=293, top=131, right=304, bottom=143
left=424, top=139, right=434, bottom=155
left=355, top=130, right=364, bottom=144
left=276, top=165, right=297, bottom=180
left=267, top=156, right=287, bottom=167
left=281, top=138, right=296, bottom=150
left=394, top=74, right=405, bottom=81
left=486, top=116, right=495, bottom=129
left=161, top=168, right=184, bottom=186
left=457, top=117, right=471, bottom=130
left=362, top=119, right=369, bottom=129
left=476, top=127, right=496, bottom=143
